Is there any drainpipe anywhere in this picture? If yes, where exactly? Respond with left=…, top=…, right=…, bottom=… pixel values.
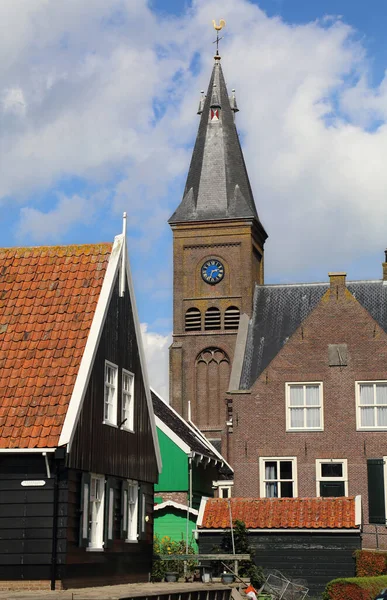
left=185, top=452, right=194, bottom=575
left=50, top=447, right=66, bottom=590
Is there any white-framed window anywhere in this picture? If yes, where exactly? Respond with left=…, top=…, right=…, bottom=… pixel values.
left=89, top=474, right=105, bottom=549
left=213, top=479, right=233, bottom=499
left=316, top=459, right=348, bottom=497
left=286, top=382, right=323, bottom=431
left=104, top=361, right=118, bottom=425
left=356, top=381, right=387, bottom=430
left=259, top=457, right=297, bottom=498
left=123, top=480, right=138, bottom=542
left=122, top=370, right=134, bottom=431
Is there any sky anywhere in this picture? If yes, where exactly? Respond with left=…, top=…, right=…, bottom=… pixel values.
left=2, top=0, right=387, bottom=398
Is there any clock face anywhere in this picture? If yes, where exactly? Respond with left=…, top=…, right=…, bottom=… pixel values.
left=201, top=259, right=224, bottom=284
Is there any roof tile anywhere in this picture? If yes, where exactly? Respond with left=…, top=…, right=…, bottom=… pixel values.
left=0, top=243, right=111, bottom=448
left=200, top=497, right=358, bottom=530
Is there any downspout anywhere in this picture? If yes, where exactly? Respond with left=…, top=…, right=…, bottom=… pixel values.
left=50, top=450, right=63, bottom=591
left=185, top=452, right=194, bottom=575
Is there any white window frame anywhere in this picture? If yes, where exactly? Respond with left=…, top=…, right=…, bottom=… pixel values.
left=259, top=457, right=298, bottom=498
left=356, top=380, right=387, bottom=431
left=124, top=480, right=138, bottom=543
left=316, top=459, right=348, bottom=497
left=121, top=369, right=134, bottom=432
left=88, top=474, right=105, bottom=550
left=286, top=382, right=324, bottom=432
left=104, top=360, right=118, bottom=426
left=213, top=480, right=234, bottom=499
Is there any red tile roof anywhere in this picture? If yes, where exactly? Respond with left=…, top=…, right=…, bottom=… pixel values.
left=0, top=243, right=112, bottom=448
left=200, top=497, right=358, bottom=530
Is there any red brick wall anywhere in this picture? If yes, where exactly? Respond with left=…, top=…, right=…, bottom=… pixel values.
left=230, top=279, right=387, bottom=549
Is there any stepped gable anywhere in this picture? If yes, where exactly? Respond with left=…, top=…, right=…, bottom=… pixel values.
left=0, top=243, right=111, bottom=448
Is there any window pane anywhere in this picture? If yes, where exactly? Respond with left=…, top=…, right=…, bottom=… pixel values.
left=266, top=482, right=278, bottom=497
left=377, top=407, right=387, bottom=427
left=306, top=385, right=320, bottom=406
left=306, top=407, right=320, bottom=428
left=280, top=461, right=293, bottom=480
left=361, top=407, right=375, bottom=427
left=320, top=482, right=345, bottom=497
left=360, top=384, right=374, bottom=405
left=280, top=481, right=293, bottom=497
left=290, top=408, right=304, bottom=428
left=376, top=384, right=387, bottom=405
left=289, top=386, right=303, bottom=406
left=321, top=463, right=343, bottom=478
left=265, top=462, right=277, bottom=480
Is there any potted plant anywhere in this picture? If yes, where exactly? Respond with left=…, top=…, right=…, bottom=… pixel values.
left=221, top=571, right=234, bottom=584
left=165, top=571, right=179, bottom=582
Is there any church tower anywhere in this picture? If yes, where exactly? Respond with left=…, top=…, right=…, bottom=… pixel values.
left=169, top=51, right=267, bottom=452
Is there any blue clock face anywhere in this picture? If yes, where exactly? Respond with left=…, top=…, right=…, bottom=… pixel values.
left=201, top=259, right=224, bottom=284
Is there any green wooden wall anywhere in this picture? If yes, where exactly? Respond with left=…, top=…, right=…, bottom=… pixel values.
left=154, top=508, right=198, bottom=551
left=155, top=428, right=188, bottom=492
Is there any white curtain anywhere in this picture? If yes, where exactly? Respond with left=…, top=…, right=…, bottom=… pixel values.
left=376, top=384, right=387, bottom=405
left=306, top=407, right=320, bottom=428
left=377, top=407, right=387, bottom=426
left=360, top=384, right=374, bottom=405
left=306, top=385, right=320, bottom=406
left=290, top=408, right=304, bottom=428
left=265, top=462, right=277, bottom=498
left=289, top=385, right=303, bottom=406
left=361, top=407, right=374, bottom=427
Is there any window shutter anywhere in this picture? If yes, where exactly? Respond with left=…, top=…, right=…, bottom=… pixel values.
left=138, top=485, right=147, bottom=541
left=121, top=480, right=129, bottom=540
left=104, top=477, right=115, bottom=549
left=79, top=472, right=91, bottom=547
left=367, top=459, right=385, bottom=524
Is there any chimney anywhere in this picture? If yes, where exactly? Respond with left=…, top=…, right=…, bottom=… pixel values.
left=328, top=272, right=347, bottom=299
left=383, top=250, right=387, bottom=282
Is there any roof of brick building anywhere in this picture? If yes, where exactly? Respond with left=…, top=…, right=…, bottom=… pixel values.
left=0, top=243, right=112, bottom=448
left=199, top=497, right=358, bottom=530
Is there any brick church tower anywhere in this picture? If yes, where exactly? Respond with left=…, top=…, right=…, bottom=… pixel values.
left=169, top=54, right=267, bottom=452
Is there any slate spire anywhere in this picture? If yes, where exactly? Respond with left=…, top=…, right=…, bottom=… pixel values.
left=169, top=58, right=266, bottom=233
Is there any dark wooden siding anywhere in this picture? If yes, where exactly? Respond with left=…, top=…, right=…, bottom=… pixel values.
left=198, top=531, right=360, bottom=596
left=0, top=454, right=67, bottom=582
left=69, top=276, right=158, bottom=483
left=63, top=469, right=153, bottom=588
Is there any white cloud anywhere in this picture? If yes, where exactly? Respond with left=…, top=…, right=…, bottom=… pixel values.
left=140, top=323, right=171, bottom=400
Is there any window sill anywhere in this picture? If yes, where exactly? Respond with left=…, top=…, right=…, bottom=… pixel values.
left=121, top=427, right=135, bottom=434
left=86, top=547, right=104, bottom=552
left=103, top=421, right=118, bottom=428
left=286, top=428, right=324, bottom=433
left=125, top=539, right=138, bottom=544
left=356, top=427, right=387, bottom=432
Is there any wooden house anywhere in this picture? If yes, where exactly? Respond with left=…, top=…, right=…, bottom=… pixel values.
left=0, top=224, right=161, bottom=591
left=152, top=389, right=232, bottom=549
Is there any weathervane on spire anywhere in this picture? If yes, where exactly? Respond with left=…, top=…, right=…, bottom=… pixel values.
left=212, top=19, right=226, bottom=58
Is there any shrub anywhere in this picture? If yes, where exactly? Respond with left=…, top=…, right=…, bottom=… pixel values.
left=323, top=575, right=387, bottom=599
left=355, top=550, right=387, bottom=577
left=152, top=535, right=197, bottom=581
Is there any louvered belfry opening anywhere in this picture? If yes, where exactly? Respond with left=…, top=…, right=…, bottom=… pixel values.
left=224, top=306, right=240, bottom=330
left=185, top=307, right=201, bottom=331
left=205, top=307, right=221, bottom=330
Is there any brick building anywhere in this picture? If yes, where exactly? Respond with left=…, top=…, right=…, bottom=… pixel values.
left=169, top=54, right=387, bottom=549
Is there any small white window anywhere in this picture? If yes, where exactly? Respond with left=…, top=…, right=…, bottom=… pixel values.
left=122, top=370, right=134, bottom=431
left=286, top=382, right=323, bottom=431
left=259, top=457, right=297, bottom=498
left=123, top=480, right=138, bottom=542
left=316, top=459, right=348, bottom=497
left=212, top=480, right=233, bottom=499
left=104, top=361, right=118, bottom=426
left=89, top=474, right=105, bottom=549
left=356, top=381, right=387, bottom=430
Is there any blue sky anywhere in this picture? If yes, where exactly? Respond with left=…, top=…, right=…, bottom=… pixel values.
left=2, top=0, right=387, bottom=396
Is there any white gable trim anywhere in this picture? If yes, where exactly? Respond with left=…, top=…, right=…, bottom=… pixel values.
left=59, top=235, right=123, bottom=449
left=154, top=500, right=198, bottom=516
left=125, top=252, right=162, bottom=473
left=155, top=415, right=190, bottom=454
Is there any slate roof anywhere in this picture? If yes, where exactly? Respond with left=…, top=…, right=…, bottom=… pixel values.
left=0, top=243, right=111, bottom=448
left=151, top=389, right=232, bottom=475
left=240, top=279, right=387, bottom=390
left=169, top=60, right=266, bottom=236
left=199, top=497, right=358, bottom=530
left=240, top=282, right=329, bottom=389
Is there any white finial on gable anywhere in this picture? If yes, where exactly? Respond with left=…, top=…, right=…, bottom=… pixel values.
left=119, top=212, right=127, bottom=297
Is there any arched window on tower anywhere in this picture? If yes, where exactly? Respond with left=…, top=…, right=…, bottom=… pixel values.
left=185, top=307, right=201, bottom=331
left=195, top=347, right=230, bottom=429
left=224, top=306, right=240, bottom=330
left=205, top=307, right=221, bottom=331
